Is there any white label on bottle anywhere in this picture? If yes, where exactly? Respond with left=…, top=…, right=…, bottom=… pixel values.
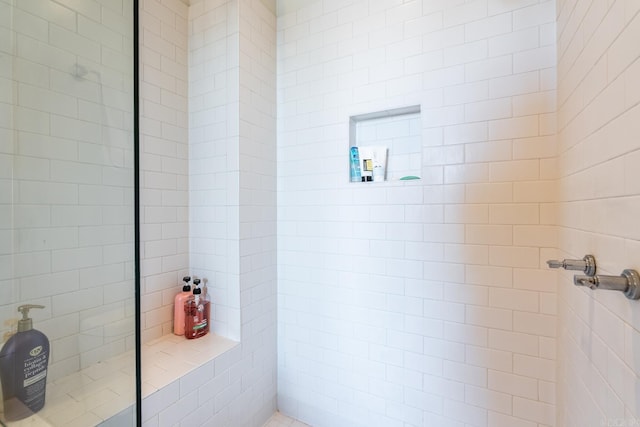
left=24, top=369, right=47, bottom=387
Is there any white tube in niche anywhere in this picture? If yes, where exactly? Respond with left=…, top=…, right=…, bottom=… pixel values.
left=371, top=146, right=387, bottom=182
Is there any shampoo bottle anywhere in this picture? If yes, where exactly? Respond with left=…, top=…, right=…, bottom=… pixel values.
left=0, top=304, right=50, bottom=421
left=173, top=276, right=192, bottom=335
left=184, top=279, right=210, bottom=339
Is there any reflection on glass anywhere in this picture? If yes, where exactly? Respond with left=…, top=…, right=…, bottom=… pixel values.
left=0, top=0, right=136, bottom=425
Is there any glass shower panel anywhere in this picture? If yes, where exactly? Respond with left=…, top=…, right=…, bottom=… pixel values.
left=0, top=0, right=137, bottom=425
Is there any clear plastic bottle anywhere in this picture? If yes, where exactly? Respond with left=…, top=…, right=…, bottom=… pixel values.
left=184, top=279, right=210, bottom=339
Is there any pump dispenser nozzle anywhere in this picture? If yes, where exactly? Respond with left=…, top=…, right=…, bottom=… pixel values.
left=193, top=279, right=202, bottom=304
left=182, top=276, right=192, bottom=292
left=17, top=304, right=45, bottom=332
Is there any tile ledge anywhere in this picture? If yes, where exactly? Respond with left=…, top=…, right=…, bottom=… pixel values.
left=141, top=333, right=239, bottom=397
left=0, top=334, right=238, bottom=426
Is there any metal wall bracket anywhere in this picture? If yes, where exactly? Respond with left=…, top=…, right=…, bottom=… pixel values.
left=547, top=254, right=596, bottom=276
left=574, top=269, right=640, bottom=300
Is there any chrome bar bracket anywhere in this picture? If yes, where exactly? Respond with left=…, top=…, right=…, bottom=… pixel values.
left=547, top=254, right=596, bottom=276
left=573, top=269, right=640, bottom=300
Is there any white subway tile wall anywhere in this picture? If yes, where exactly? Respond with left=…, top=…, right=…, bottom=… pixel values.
left=556, top=1, right=640, bottom=426
left=140, top=0, right=190, bottom=342
left=188, top=0, right=241, bottom=341
left=141, top=0, right=277, bottom=426
left=277, top=1, right=557, bottom=426
left=0, top=0, right=136, bottom=384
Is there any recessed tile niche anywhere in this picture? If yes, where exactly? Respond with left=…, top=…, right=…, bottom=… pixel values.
left=349, top=105, right=422, bottom=182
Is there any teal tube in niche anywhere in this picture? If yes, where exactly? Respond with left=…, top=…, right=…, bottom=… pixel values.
left=0, top=305, right=50, bottom=421
left=349, top=146, right=361, bottom=182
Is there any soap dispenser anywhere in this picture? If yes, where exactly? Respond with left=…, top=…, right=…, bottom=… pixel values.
left=173, top=276, right=192, bottom=335
left=0, top=304, right=50, bottom=421
left=184, top=279, right=210, bottom=339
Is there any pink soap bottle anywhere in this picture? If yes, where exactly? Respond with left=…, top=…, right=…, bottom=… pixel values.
left=173, top=276, right=191, bottom=335
left=184, top=279, right=210, bottom=339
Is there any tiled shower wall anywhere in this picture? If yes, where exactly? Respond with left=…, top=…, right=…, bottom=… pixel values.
left=277, top=1, right=558, bottom=426
left=140, top=0, right=278, bottom=425
left=0, top=0, right=136, bottom=380
left=139, top=0, right=190, bottom=342
left=189, top=0, right=242, bottom=340
left=556, top=1, right=640, bottom=426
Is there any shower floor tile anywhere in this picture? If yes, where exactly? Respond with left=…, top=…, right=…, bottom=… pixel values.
left=263, top=412, right=311, bottom=427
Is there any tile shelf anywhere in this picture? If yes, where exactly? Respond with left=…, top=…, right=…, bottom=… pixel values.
left=0, top=334, right=238, bottom=427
